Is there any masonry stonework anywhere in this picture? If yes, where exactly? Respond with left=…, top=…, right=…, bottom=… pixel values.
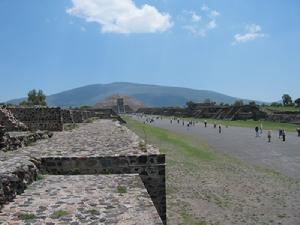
left=8, top=107, right=63, bottom=131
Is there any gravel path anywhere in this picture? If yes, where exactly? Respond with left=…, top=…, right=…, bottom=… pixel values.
left=134, top=116, right=300, bottom=181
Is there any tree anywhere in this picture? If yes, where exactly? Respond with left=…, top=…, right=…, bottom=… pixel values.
left=270, top=102, right=282, bottom=107
left=295, top=98, right=300, bottom=108
left=233, top=100, right=244, bottom=107
left=282, top=94, right=292, bottom=106
left=186, top=101, right=196, bottom=110
left=249, top=101, right=256, bottom=106
left=80, top=105, right=92, bottom=109
left=20, top=89, right=47, bottom=106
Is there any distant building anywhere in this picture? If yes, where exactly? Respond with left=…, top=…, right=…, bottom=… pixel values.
left=116, top=98, right=125, bottom=114
left=95, top=94, right=144, bottom=114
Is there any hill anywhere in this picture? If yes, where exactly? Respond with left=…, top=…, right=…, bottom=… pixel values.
left=8, top=82, right=255, bottom=107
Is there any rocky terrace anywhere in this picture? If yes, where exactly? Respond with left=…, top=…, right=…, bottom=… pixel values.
left=0, top=119, right=166, bottom=224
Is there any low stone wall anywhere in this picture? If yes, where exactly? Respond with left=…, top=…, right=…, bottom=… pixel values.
left=0, top=106, right=28, bottom=131
left=138, top=106, right=267, bottom=121
left=0, top=131, right=53, bottom=152
left=62, top=109, right=74, bottom=123
left=39, top=155, right=166, bottom=224
left=71, top=110, right=83, bottom=123
left=137, top=107, right=192, bottom=118
left=8, top=107, right=63, bottom=131
left=0, top=156, right=40, bottom=208
left=267, top=114, right=300, bottom=123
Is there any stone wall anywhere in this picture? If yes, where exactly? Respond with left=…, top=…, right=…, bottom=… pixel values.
left=8, top=107, right=63, bottom=131
left=137, top=107, right=192, bottom=118
left=138, top=106, right=267, bottom=121
left=0, top=106, right=28, bottom=131
left=71, top=110, right=84, bottom=123
left=39, top=155, right=166, bottom=224
left=267, top=114, right=300, bottom=124
left=62, top=109, right=74, bottom=123
left=0, top=156, right=40, bottom=207
left=0, top=131, right=53, bottom=152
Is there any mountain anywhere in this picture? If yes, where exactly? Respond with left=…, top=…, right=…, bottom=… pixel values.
left=7, top=82, right=256, bottom=107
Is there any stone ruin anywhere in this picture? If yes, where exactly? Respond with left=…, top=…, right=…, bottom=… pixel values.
left=0, top=105, right=166, bottom=224
left=0, top=105, right=28, bottom=131
left=138, top=105, right=270, bottom=121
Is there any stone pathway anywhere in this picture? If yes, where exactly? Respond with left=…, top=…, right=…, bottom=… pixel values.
left=0, top=174, right=162, bottom=225
left=7, top=120, right=159, bottom=158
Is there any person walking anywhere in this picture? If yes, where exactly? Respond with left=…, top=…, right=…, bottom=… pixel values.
left=267, top=130, right=272, bottom=143
left=279, top=129, right=283, bottom=139
left=297, top=127, right=300, bottom=137
left=204, top=120, right=207, bottom=128
left=260, top=123, right=263, bottom=136
left=218, top=124, right=222, bottom=134
left=282, top=130, right=286, bottom=142
left=255, top=126, right=259, bottom=137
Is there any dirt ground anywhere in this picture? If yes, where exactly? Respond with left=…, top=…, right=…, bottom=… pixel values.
left=125, top=117, right=300, bottom=225
left=166, top=147, right=300, bottom=225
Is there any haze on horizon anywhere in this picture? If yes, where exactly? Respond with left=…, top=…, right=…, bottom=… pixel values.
left=0, top=0, right=299, bottom=103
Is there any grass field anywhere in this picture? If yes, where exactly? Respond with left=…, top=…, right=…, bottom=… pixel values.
left=124, top=116, right=300, bottom=225
left=157, top=115, right=299, bottom=132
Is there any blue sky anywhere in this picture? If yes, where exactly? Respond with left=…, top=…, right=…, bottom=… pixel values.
left=0, top=0, right=299, bottom=102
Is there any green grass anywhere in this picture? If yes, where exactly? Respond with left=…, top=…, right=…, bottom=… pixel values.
left=63, top=123, right=79, bottom=131
left=50, top=210, right=69, bottom=219
left=84, top=117, right=98, bottom=123
left=180, top=211, right=209, bottom=225
left=117, top=185, right=128, bottom=194
left=36, top=174, right=44, bottom=181
left=124, top=116, right=216, bottom=161
left=18, top=213, right=36, bottom=220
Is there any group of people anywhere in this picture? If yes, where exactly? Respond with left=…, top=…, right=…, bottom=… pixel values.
left=137, top=114, right=300, bottom=143
left=254, top=125, right=291, bottom=143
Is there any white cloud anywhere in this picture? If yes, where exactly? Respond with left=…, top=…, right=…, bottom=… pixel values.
left=210, top=10, right=220, bottom=18
left=191, top=12, right=202, bottom=22
left=232, top=24, right=266, bottom=44
left=201, top=4, right=209, bottom=11
left=207, top=20, right=216, bottom=30
left=182, top=5, right=220, bottom=37
left=66, top=0, right=173, bottom=34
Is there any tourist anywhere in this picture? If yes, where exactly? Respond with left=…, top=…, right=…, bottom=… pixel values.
left=260, top=123, right=263, bottom=135
left=297, top=127, right=300, bottom=137
left=218, top=124, right=222, bottom=134
left=279, top=129, right=283, bottom=139
left=282, top=130, right=286, bottom=142
left=255, top=126, right=259, bottom=137
left=267, top=130, right=272, bottom=143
